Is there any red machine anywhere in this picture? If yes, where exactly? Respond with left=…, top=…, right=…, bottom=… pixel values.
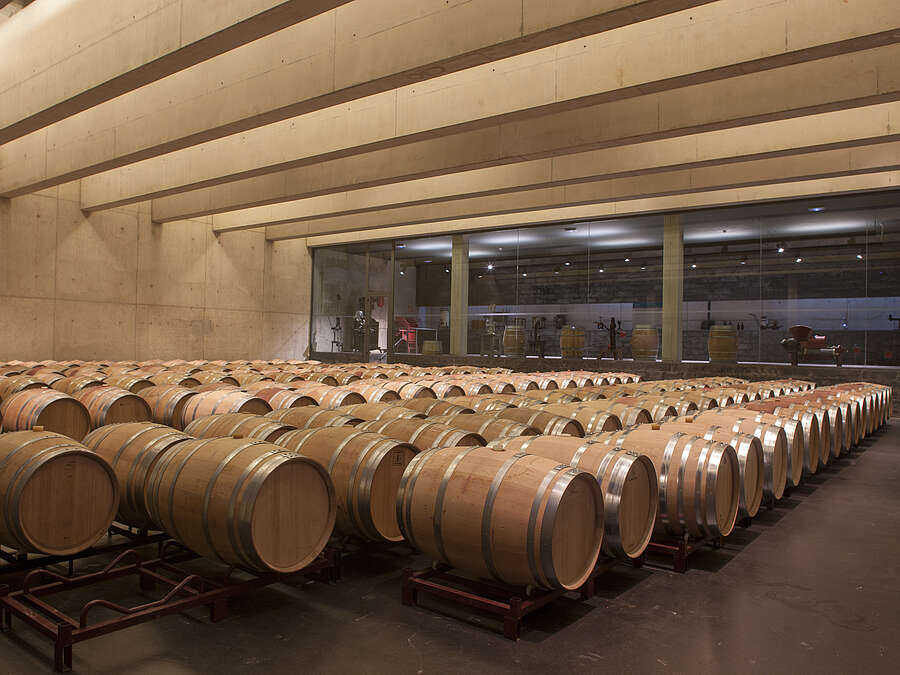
left=781, top=325, right=843, bottom=366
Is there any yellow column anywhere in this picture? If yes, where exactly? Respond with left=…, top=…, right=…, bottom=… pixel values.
left=662, top=214, right=683, bottom=363
left=450, top=235, right=469, bottom=355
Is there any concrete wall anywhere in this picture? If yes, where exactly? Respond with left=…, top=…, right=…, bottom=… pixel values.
left=0, top=184, right=311, bottom=361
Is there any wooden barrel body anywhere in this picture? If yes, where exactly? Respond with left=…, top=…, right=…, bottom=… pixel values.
left=494, top=436, right=656, bottom=559
left=488, top=393, right=545, bottom=408
left=401, top=399, right=474, bottom=416
left=444, top=379, right=493, bottom=396
left=82, top=423, right=190, bottom=529
left=427, top=414, right=538, bottom=442
left=422, top=340, right=443, bottom=355
left=145, top=438, right=335, bottom=573
left=631, top=325, right=659, bottom=360
left=137, top=385, right=198, bottom=430
left=708, top=325, right=738, bottom=362
left=75, top=385, right=153, bottom=429
left=777, top=405, right=832, bottom=468
left=678, top=392, right=719, bottom=410
left=397, top=446, right=603, bottom=589
left=395, top=382, right=436, bottom=399
left=615, top=396, right=678, bottom=422
left=540, top=403, right=623, bottom=435
left=410, top=380, right=465, bottom=398
left=695, top=409, right=789, bottom=502
left=102, top=374, right=155, bottom=393
left=267, top=407, right=362, bottom=428
left=560, top=326, right=586, bottom=358
left=277, top=428, right=418, bottom=542
left=502, top=325, right=525, bottom=357
left=53, top=375, right=104, bottom=395
left=193, top=371, right=240, bottom=386
left=338, top=403, right=425, bottom=422
left=180, top=390, right=272, bottom=428
left=768, top=407, right=821, bottom=476
left=447, top=395, right=514, bottom=414
left=661, top=419, right=764, bottom=519
left=570, top=401, right=654, bottom=428
left=149, top=372, right=201, bottom=387
left=273, top=372, right=307, bottom=384
left=253, top=387, right=318, bottom=409
left=337, top=384, right=400, bottom=404
left=1, top=389, right=92, bottom=440
left=289, top=382, right=366, bottom=408
left=0, top=431, right=118, bottom=554
left=358, top=418, right=485, bottom=451
left=593, top=426, right=740, bottom=538
left=509, top=375, right=555, bottom=391
left=184, top=413, right=296, bottom=443
left=523, top=389, right=581, bottom=404
left=0, top=375, right=47, bottom=402
left=493, top=407, right=584, bottom=436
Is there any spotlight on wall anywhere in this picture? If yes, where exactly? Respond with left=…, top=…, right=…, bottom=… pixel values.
left=640, top=265, right=647, bottom=271
left=444, top=267, right=450, bottom=273
left=564, top=261, right=571, bottom=266
left=808, top=206, right=826, bottom=212
left=396, top=243, right=405, bottom=249
left=795, top=257, right=803, bottom=263
left=554, top=266, right=560, bottom=275
left=740, top=256, right=747, bottom=265
left=399, top=269, right=405, bottom=276
left=487, top=262, right=494, bottom=270
left=856, top=252, right=864, bottom=260
left=777, top=244, right=785, bottom=254
left=522, top=272, right=527, bottom=277
left=624, top=257, right=630, bottom=262
left=690, top=263, right=697, bottom=269
left=423, top=259, right=432, bottom=263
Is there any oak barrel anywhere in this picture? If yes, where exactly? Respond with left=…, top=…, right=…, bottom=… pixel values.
left=502, top=325, right=525, bottom=357
left=492, top=407, right=584, bottom=436
left=396, top=446, right=603, bottom=589
left=145, top=437, right=335, bottom=573
left=137, top=384, right=198, bottom=430
left=103, top=374, right=156, bottom=393
left=82, top=423, right=190, bottom=529
left=708, top=325, right=738, bottom=362
left=52, top=375, right=105, bottom=396
left=276, top=427, right=418, bottom=542
left=0, top=431, right=118, bottom=555
left=631, top=325, right=659, bottom=361
left=253, top=387, right=317, bottom=409
left=427, top=414, right=538, bottom=442
left=338, top=403, right=426, bottom=422
left=1, top=389, right=92, bottom=440
left=494, top=435, right=657, bottom=559
left=184, top=413, right=296, bottom=443
left=0, top=375, right=47, bottom=402
left=358, top=418, right=485, bottom=452
left=401, top=399, right=474, bottom=416
left=75, top=385, right=153, bottom=429
left=180, top=390, right=272, bottom=428
left=560, top=326, right=585, bottom=358
left=266, top=407, right=362, bottom=428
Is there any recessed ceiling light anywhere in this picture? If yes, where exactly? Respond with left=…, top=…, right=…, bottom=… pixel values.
left=777, top=245, right=785, bottom=254
left=808, top=206, right=825, bottom=212
left=640, top=265, right=647, bottom=270
left=487, top=263, right=494, bottom=270
left=795, top=257, right=802, bottom=263
left=690, top=263, right=697, bottom=269
left=856, top=253, right=864, bottom=260
left=598, top=267, right=604, bottom=273
left=444, top=267, right=450, bottom=273
left=399, top=270, right=405, bottom=275
left=624, top=257, right=630, bottom=263
left=564, top=261, right=571, bottom=266
left=522, top=272, right=527, bottom=277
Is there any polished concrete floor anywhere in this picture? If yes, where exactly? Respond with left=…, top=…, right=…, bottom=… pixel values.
left=1, top=421, right=898, bottom=674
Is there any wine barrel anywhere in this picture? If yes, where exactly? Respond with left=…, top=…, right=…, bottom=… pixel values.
left=615, top=396, right=678, bottom=423
left=695, top=409, right=789, bottom=502
left=232, top=372, right=273, bottom=387
left=563, top=401, right=654, bottom=428
left=254, top=387, right=318, bottom=409
left=75, top=385, right=153, bottom=429
left=661, top=418, right=764, bottom=519
left=560, top=326, right=585, bottom=358
left=397, top=446, right=603, bottom=590
left=508, top=375, right=555, bottom=391
left=102, top=374, right=155, bottom=393
left=401, top=399, right=474, bottom=417
left=340, top=383, right=402, bottom=403
left=427, top=414, right=538, bottom=442
left=522, top=389, right=581, bottom=404
left=32, top=372, right=65, bottom=387
left=777, top=404, right=832, bottom=468
left=1, top=389, right=92, bottom=440
left=631, top=325, right=659, bottom=360
left=678, top=392, right=719, bottom=411
left=592, top=427, right=739, bottom=537
left=82, top=423, right=190, bottom=529
left=443, top=379, right=493, bottom=396
left=273, top=372, right=307, bottom=384
left=708, top=325, right=738, bottom=362
left=276, top=428, right=418, bottom=542
left=193, top=371, right=240, bottom=386
left=493, top=436, right=656, bottom=559
left=288, top=382, right=366, bottom=408
left=137, top=385, right=198, bottom=430
left=539, top=403, right=623, bottom=435
left=446, top=395, right=515, bottom=414
left=358, top=418, right=485, bottom=452
left=149, top=372, right=201, bottom=387
left=0, top=430, right=119, bottom=555
left=53, top=375, right=105, bottom=395
left=409, top=380, right=465, bottom=398
left=180, top=390, right=272, bottom=428
left=0, top=375, right=48, bottom=402
left=502, top=325, right=525, bottom=357
left=184, top=413, right=296, bottom=443
left=492, top=407, right=584, bottom=437
left=338, top=403, right=426, bottom=422
left=487, top=393, right=546, bottom=409
left=145, top=437, right=335, bottom=573
left=267, top=407, right=362, bottom=428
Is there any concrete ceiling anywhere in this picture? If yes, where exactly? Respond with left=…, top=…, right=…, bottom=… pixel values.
left=0, top=0, right=899, bottom=243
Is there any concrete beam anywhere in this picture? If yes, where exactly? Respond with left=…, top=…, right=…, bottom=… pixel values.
left=662, top=216, right=683, bottom=363
left=264, top=140, right=900, bottom=239
left=299, top=170, right=900, bottom=247
left=73, top=0, right=900, bottom=210
left=0, top=0, right=352, bottom=143
left=151, top=43, right=900, bottom=222
left=0, top=0, right=718, bottom=196
left=208, top=102, right=900, bottom=232
left=450, top=236, right=469, bottom=356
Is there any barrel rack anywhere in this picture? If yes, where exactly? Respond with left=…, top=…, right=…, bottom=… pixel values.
left=0, top=524, right=168, bottom=578
left=0, top=541, right=341, bottom=672
left=401, top=556, right=639, bottom=640
left=643, top=534, right=723, bottom=574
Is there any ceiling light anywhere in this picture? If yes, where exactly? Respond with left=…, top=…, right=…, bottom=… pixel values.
left=856, top=252, right=864, bottom=260
left=399, top=270, right=405, bottom=275
left=691, top=263, right=697, bottom=269
left=777, top=245, right=785, bottom=254
left=624, top=257, right=630, bottom=263
left=487, top=263, right=494, bottom=270
left=640, top=266, right=647, bottom=270
left=522, top=272, right=527, bottom=277
left=598, top=267, right=604, bottom=273
left=564, top=261, right=571, bottom=266
left=808, top=206, right=825, bottom=212
left=498, top=247, right=503, bottom=251
left=444, top=267, right=450, bottom=273
left=795, top=257, right=802, bottom=263
left=740, top=256, right=747, bottom=265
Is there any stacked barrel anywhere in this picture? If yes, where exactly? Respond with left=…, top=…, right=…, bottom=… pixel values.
left=0, top=358, right=891, bottom=591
